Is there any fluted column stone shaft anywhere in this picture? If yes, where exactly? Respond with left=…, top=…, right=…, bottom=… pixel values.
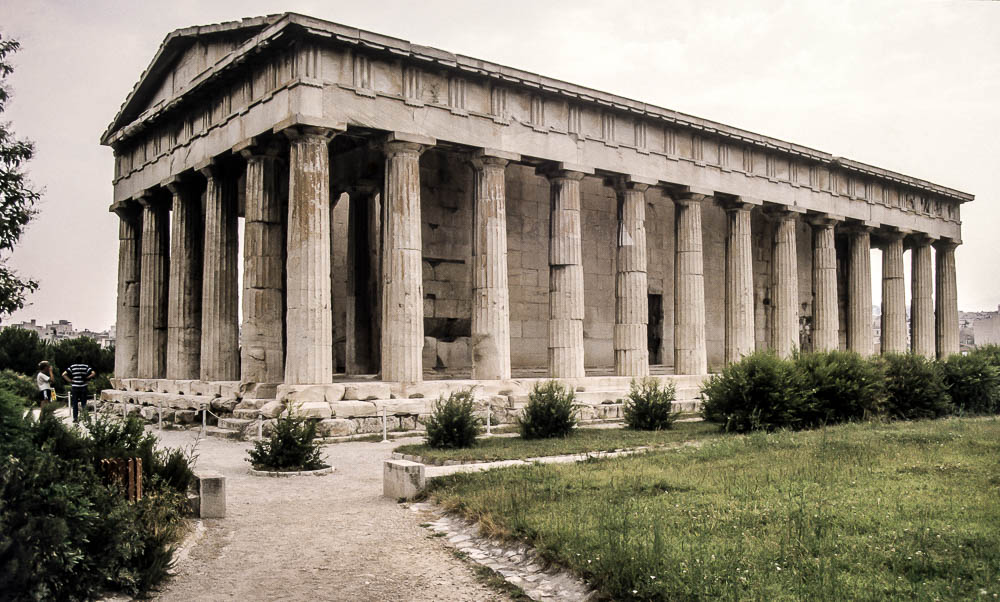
left=114, top=207, right=141, bottom=378
left=285, top=129, right=335, bottom=384
left=381, top=138, right=429, bottom=383
left=138, top=196, right=169, bottom=379
left=545, top=170, right=587, bottom=379
left=935, top=240, right=960, bottom=358
left=847, top=228, right=873, bottom=356
left=811, top=219, right=839, bottom=351
left=470, top=155, right=512, bottom=380
left=614, top=180, right=649, bottom=377
left=724, top=203, right=755, bottom=363
left=880, top=232, right=907, bottom=354
left=241, top=148, right=286, bottom=386
left=770, top=210, right=799, bottom=357
left=910, top=240, right=935, bottom=358
left=199, top=165, right=239, bottom=381
left=165, top=183, right=202, bottom=379
left=673, top=194, right=707, bottom=375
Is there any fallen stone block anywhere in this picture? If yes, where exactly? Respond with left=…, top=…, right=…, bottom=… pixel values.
left=277, top=384, right=346, bottom=403
left=289, top=401, right=332, bottom=419
left=343, top=382, right=392, bottom=401
left=330, top=400, right=378, bottom=418
left=194, top=472, right=226, bottom=518
left=317, top=418, right=354, bottom=437
left=383, top=460, right=425, bottom=500
left=259, top=400, right=284, bottom=419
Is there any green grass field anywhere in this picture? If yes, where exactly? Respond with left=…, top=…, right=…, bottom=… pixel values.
left=427, top=417, right=1000, bottom=600
left=395, top=420, right=720, bottom=463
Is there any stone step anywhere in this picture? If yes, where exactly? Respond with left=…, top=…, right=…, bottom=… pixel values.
left=233, top=408, right=263, bottom=419
left=203, top=425, right=242, bottom=440
left=218, top=417, right=252, bottom=431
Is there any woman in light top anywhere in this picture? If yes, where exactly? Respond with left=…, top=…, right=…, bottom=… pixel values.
left=36, top=360, right=54, bottom=409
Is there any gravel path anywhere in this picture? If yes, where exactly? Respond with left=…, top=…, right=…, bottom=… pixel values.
left=148, top=429, right=509, bottom=602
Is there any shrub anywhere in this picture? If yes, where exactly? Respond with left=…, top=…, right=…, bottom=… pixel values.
left=519, top=381, right=577, bottom=439
left=881, top=353, right=952, bottom=420
left=794, top=350, right=886, bottom=426
left=424, top=388, right=481, bottom=449
left=247, top=410, right=326, bottom=471
left=0, top=388, right=191, bottom=599
left=701, top=351, right=809, bottom=432
left=0, top=368, right=38, bottom=405
left=623, top=378, right=678, bottom=430
left=83, top=413, right=196, bottom=494
left=941, top=353, right=1000, bottom=415
left=970, top=344, right=1000, bottom=370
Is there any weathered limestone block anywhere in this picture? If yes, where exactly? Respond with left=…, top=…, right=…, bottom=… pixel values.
left=437, top=339, right=471, bottom=369
left=372, top=399, right=429, bottom=415
left=289, top=401, right=333, bottom=419
left=140, top=406, right=159, bottom=421
left=343, top=382, right=392, bottom=401
left=383, top=460, right=425, bottom=500
left=195, top=472, right=226, bottom=519
left=210, top=397, right=239, bottom=413
left=277, top=383, right=346, bottom=403
left=317, top=418, right=355, bottom=437
left=330, top=400, right=379, bottom=418
left=174, top=410, right=197, bottom=424
left=544, top=169, right=587, bottom=378
left=259, top=400, right=285, bottom=419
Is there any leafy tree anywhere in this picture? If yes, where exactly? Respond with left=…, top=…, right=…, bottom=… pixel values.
left=0, top=325, right=46, bottom=375
left=52, top=336, right=114, bottom=376
left=0, top=33, right=41, bottom=319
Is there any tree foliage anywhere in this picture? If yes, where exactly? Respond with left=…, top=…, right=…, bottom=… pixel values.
left=0, top=33, right=41, bottom=319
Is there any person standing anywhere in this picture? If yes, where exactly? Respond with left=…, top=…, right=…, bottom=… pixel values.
left=35, top=361, right=54, bottom=409
left=62, top=360, right=95, bottom=423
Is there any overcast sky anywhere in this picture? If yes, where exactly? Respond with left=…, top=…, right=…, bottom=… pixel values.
left=1, top=0, right=998, bottom=331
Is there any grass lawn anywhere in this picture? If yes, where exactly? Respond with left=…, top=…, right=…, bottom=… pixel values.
left=427, top=417, right=1000, bottom=600
left=395, top=420, right=720, bottom=463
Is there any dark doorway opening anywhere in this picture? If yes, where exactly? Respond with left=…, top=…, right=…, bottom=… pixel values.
left=648, top=294, right=663, bottom=364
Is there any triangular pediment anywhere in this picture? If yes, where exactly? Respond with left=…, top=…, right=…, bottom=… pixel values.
left=101, top=15, right=283, bottom=145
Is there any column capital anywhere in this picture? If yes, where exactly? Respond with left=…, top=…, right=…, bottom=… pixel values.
left=235, top=136, right=284, bottom=161
left=110, top=200, right=139, bottom=219
left=905, top=232, right=938, bottom=249
left=196, top=158, right=224, bottom=180
left=469, top=148, right=519, bottom=169
left=536, top=162, right=594, bottom=181
left=380, top=132, right=436, bottom=157
left=806, top=212, right=844, bottom=228
left=841, top=219, right=877, bottom=235
left=718, top=195, right=760, bottom=213
left=272, top=114, right=346, bottom=140
left=134, top=190, right=158, bottom=208
left=609, top=175, right=654, bottom=194
left=762, top=203, right=805, bottom=219
left=161, top=174, right=195, bottom=196
left=933, top=237, right=961, bottom=252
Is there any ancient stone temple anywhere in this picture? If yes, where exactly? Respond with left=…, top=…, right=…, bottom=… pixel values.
left=101, top=14, right=970, bottom=432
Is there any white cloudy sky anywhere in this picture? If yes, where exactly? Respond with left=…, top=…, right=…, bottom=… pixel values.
left=1, top=0, right=998, bottom=331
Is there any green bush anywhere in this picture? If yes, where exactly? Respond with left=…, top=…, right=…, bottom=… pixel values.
left=881, top=353, right=952, bottom=420
left=794, top=350, right=886, bottom=426
left=519, top=381, right=577, bottom=439
left=970, top=344, right=1000, bottom=370
left=424, top=388, right=481, bottom=449
left=941, top=353, right=1000, bottom=415
left=83, top=413, right=196, bottom=493
left=701, top=351, right=809, bottom=432
left=0, top=368, right=38, bottom=405
left=623, top=378, right=678, bottom=431
left=247, top=410, right=326, bottom=471
left=0, top=391, right=191, bottom=599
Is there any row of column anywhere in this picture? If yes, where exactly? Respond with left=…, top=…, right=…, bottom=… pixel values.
left=115, top=133, right=962, bottom=385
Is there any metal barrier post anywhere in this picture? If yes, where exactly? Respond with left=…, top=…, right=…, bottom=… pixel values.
left=382, top=409, right=388, bottom=442
left=257, top=417, right=263, bottom=440
left=158, top=403, right=163, bottom=431
left=201, top=404, right=206, bottom=437
left=486, top=406, right=492, bottom=435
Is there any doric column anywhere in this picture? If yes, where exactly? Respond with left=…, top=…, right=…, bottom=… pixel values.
left=470, top=151, right=516, bottom=380
left=723, top=201, right=755, bottom=363
left=345, top=184, right=382, bottom=375
left=113, top=204, right=141, bottom=379
left=541, top=165, right=590, bottom=379
left=935, top=239, right=960, bottom=358
left=846, top=226, right=873, bottom=356
left=165, top=179, right=202, bottom=380
left=770, top=208, right=799, bottom=357
left=381, top=133, right=434, bottom=383
left=880, top=230, right=907, bottom=354
left=240, top=142, right=286, bottom=388
left=613, top=177, right=650, bottom=377
left=673, top=192, right=708, bottom=375
left=284, top=126, right=337, bottom=385
left=810, top=217, right=840, bottom=351
left=137, top=193, right=168, bottom=379
left=910, top=236, right=935, bottom=358
left=199, top=162, right=239, bottom=382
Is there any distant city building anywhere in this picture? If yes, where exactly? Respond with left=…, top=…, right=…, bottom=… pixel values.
left=971, top=306, right=1000, bottom=347
left=8, top=319, right=115, bottom=348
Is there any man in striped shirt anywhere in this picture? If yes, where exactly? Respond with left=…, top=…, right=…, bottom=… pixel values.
left=62, top=361, right=95, bottom=423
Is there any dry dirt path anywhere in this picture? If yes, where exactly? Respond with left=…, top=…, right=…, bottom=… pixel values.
left=148, top=429, right=508, bottom=602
